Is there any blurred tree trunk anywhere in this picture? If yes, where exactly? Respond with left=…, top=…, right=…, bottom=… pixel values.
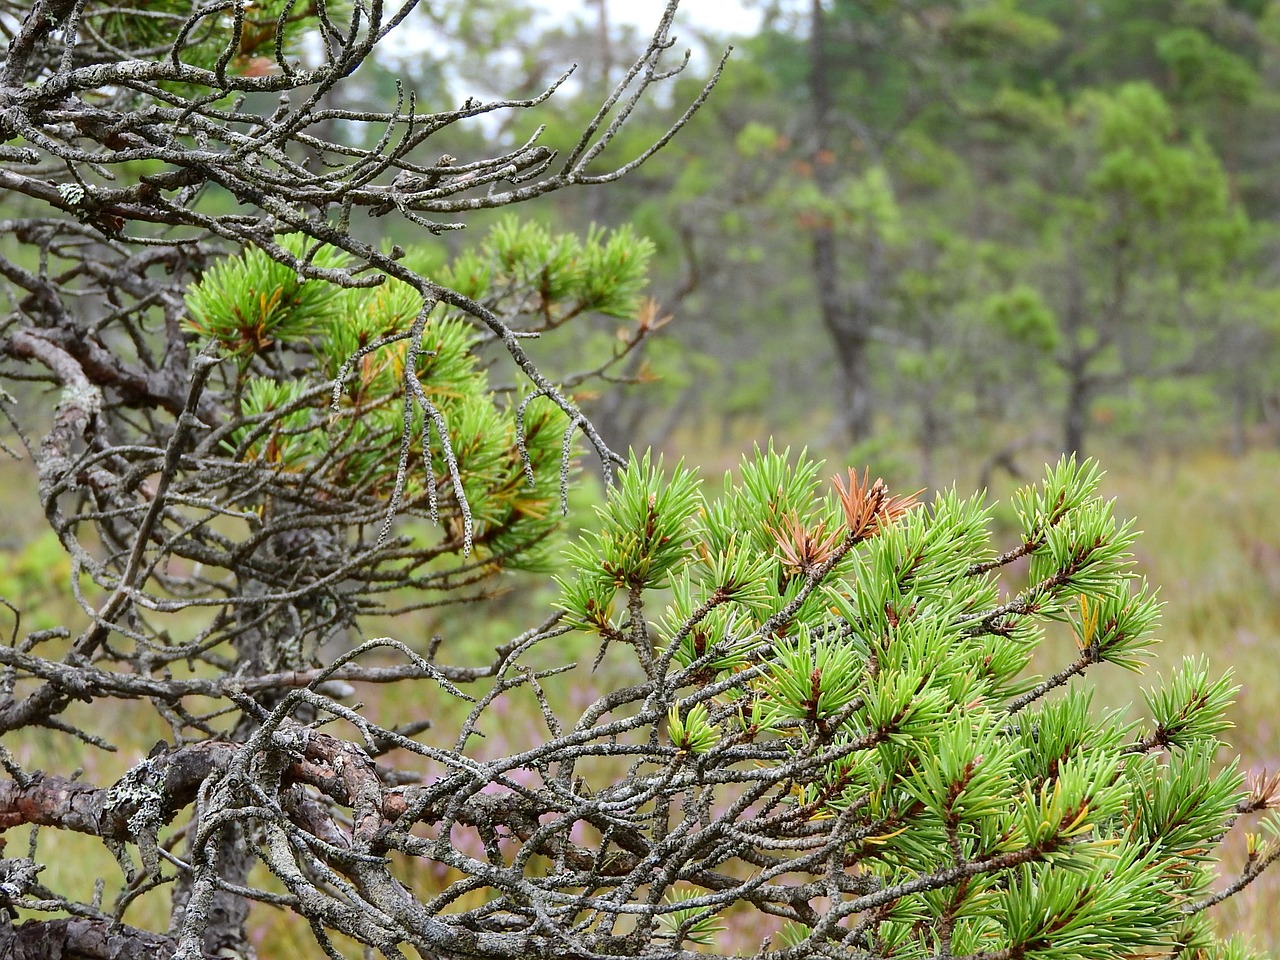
left=1059, top=252, right=1091, bottom=458
left=808, top=0, right=874, bottom=445
left=1062, top=364, right=1091, bottom=460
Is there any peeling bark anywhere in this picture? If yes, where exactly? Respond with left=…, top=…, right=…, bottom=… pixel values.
left=0, top=917, right=220, bottom=960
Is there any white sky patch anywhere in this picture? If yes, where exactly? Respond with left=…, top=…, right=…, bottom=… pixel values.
left=362, top=0, right=758, bottom=142
left=536, top=0, right=761, bottom=37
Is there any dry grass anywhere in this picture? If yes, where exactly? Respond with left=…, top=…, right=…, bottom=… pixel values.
left=983, top=446, right=1280, bottom=950
left=1104, top=448, right=1280, bottom=951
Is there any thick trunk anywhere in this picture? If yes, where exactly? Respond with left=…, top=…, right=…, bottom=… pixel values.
left=808, top=0, right=874, bottom=445
left=813, top=226, right=874, bottom=444
left=1059, top=245, right=1095, bottom=459
left=1063, top=362, right=1090, bottom=459
left=169, top=523, right=337, bottom=958
left=1229, top=378, right=1247, bottom=458
left=918, top=395, right=942, bottom=494
left=0, top=917, right=221, bottom=960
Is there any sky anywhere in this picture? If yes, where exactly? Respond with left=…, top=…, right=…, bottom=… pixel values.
left=536, top=0, right=762, bottom=37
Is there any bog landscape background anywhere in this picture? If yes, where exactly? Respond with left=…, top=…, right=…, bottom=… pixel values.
left=3, top=0, right=1280, bottom=951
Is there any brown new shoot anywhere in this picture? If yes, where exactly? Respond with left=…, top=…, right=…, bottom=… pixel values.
left=768, top=513, right=843, bottom=576
left=832, top=468, right=923, bottom=539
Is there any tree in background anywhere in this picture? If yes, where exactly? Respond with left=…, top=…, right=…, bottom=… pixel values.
left=980, top=81, right=1248, bottom=456
left=729, top=0, right=1061, bottom=446
left=501, top=0, right=1280, bottom=464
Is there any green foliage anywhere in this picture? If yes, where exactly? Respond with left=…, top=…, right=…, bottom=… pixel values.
left=551, top=0, right=1280, bottom=459
left=228, top=377, right=322, bottom=467
left=733, top=120, right=781, bottom=159
left=184, top=219, right=658, bottom=575
left=943, top=0, right=1061, bottom=59
left=667, top=701, right=717, bottom=755
left=658, top=886, right=727, bottom=946
left=559, top=450, right=700, bottom=606
left=983, top=283, right=1060, bottom=352
left=1079, top=82, right=1246, bottom=275
left=438, top=216, right=655, bottom=320
left=83, top=0, right=328, bottom=72
left=972, top=84, right=1070, bottom=133
left=762, top=625, right=864, bottom=725
left=184, top=236, right=351, bottom=357
left=0, top=530, right=76, bottom=632
left=1157, top=27, right=1259, bottom=104
left=557, top=451, right=1278, bottom=956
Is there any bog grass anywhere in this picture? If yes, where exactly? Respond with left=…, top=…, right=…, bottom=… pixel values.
left=1101, top=448, right=1280, bottom=948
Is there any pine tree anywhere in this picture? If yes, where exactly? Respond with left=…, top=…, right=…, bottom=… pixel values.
left=0, top=0, right=1275, bottom=958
